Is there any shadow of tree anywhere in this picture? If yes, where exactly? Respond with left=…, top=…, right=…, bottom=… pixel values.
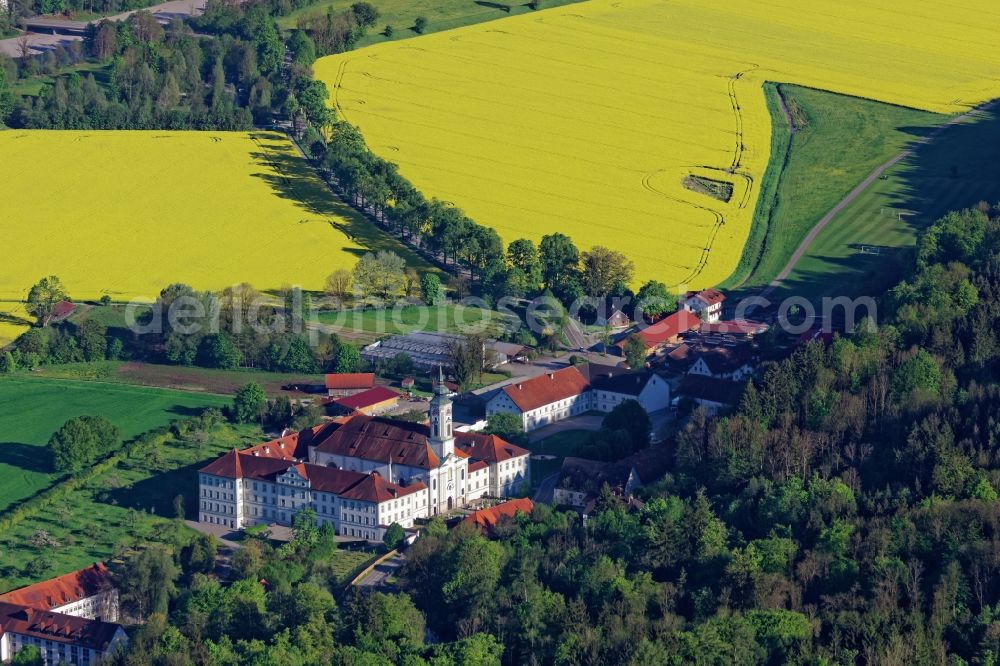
left=103, top=459, right=206, bottom=520
left=0, top=311, right=33, bottom=327
left=245, top=132, right=431, bottom=267
left=0, top=442, right=53, bottom=474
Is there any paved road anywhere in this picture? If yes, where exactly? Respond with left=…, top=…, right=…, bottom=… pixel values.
left=754, top=99, right=997, bottom=306
left=0, top=0, right=207, bottom=57
left=533, top=472, right=559, bottom=504
left=356, top=553, right=404, bottom=587
left=562, top=317, right=587, bottom=350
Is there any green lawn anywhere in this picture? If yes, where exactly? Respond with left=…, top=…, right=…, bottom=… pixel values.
left=528, top=429, right=592, bottom=482
left=317, top=303, right=512, bottom=337
left=278, top=0, right=586, bottom=43
left=0, top=377, right=229, bottom=514
left=10, top=61, right=112, bottom=97
left=0, top=421, right=262, bottom=590
left=330, top=546, right=381, bottom=584
left=725, top=84, right=944, bottom=292
left=775, top=103, right=1000, bottom=304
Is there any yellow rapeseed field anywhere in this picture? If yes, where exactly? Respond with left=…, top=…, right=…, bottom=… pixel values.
left=314, top=0, right=1000, bottom=289
left=0, top=130, right=427, bottom=345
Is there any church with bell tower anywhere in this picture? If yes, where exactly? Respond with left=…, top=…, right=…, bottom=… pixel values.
left=198, top=367, right=532, bottom=539
left=426, top=366, right=467, bottom=513
left=429, top=366, right=454, bottom=459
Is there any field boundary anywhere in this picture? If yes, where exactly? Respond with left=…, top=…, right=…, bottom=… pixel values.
left=721, top=82, right=794, bottom=289
left=756, top=98, right=998, bottom=304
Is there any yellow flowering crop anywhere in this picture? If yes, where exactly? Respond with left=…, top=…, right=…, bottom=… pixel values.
left=0, top=130, right=409, bottom=344
left=315, top=0, right=1000, bottom=289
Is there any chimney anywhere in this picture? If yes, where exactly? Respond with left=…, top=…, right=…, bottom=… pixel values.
left=517, top=383, right=523, bottom=389
left=548, top=373, right=554, bottom=380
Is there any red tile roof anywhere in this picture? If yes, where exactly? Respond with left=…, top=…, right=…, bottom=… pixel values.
left=468, top=460, right=489, bottom=473
left=631, top=309, right=701, bottom=348
left=325, top=373, right=375, bottom=390
left=300, top=465, right=369, bottom=494
left=199, top=448, right=244, bottom=477
left=312, top=415, right=441, bottom=469
left=0, top=601, right=122, bottom=650
left=457, top=432, right=530, bottom=463
left=335, top=386, right=401, bottom=411
left=339, top=472, right=427, bottom=504
left=0, top=564, right=112, bottom=610
left=51, top=300, right=76, bottom=320
left=685, top=289, right=726, bottom=306
left=463, top=498, right=534, bottom=531
left=499, top=366, right=590, bottom=412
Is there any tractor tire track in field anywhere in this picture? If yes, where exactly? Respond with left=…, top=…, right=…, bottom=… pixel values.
left=753, top=98, right=998, bottom=306
left=643, top=65, right=758, bottom=288
left=642, top=170, right=726, bottom=288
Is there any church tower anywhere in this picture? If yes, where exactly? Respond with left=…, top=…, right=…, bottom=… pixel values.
left=429, top=366, right=454, bottom=460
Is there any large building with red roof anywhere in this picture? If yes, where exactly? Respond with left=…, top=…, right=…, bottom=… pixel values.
left=0, top=564, right=127, bottom=664
left=199, top=370, right=530, bottom=541
left=0, top=564, right=117, bottom=623
left=484, top=363, right=670, bottom=432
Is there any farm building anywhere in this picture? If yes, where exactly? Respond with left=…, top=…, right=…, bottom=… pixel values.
left=332, top=386, right=401, bottom=415
left=553, top=447, right=670, bottom=515
left=325, top=373, right=376, bottom=397
left=361, top=332, right=523, bottom=372
left=622, top=309, right=701, bottom=355
left=687, top=348, right=755, bottom=381
left=595, top=306, right=631, bottom=329
left=699, top=320, right=769, bottom=338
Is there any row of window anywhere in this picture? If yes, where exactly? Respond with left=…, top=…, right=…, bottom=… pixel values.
left=12, top=633, right=96, bottom=664
left=203, top=514, right=236, bottom=528
left=201, top=501, right=233, bottom=515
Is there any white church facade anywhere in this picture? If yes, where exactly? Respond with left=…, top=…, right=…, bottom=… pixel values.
left=198, top=371, right=531, bottom=541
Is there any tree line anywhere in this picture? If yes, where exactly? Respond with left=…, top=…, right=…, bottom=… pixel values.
left=0, top=1, right=378, bottom=131
left=99, top=506, right=505, bottom=665
left=393, top=204, right=1000, bottom=665
left=2, top=279, right=365, bottom=376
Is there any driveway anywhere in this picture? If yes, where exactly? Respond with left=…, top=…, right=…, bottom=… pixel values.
left=356, top=553, right=404, bottom=588
left=533, top=472, right=559, bottom=504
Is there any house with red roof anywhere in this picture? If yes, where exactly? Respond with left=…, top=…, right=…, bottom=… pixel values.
left=198, top=370, right=531, bottom=540
left=682, top=288, right=726, bottom=323
left=462, top=498, right=534, bottom=535
left=0, top=564, right=127, bottom=664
